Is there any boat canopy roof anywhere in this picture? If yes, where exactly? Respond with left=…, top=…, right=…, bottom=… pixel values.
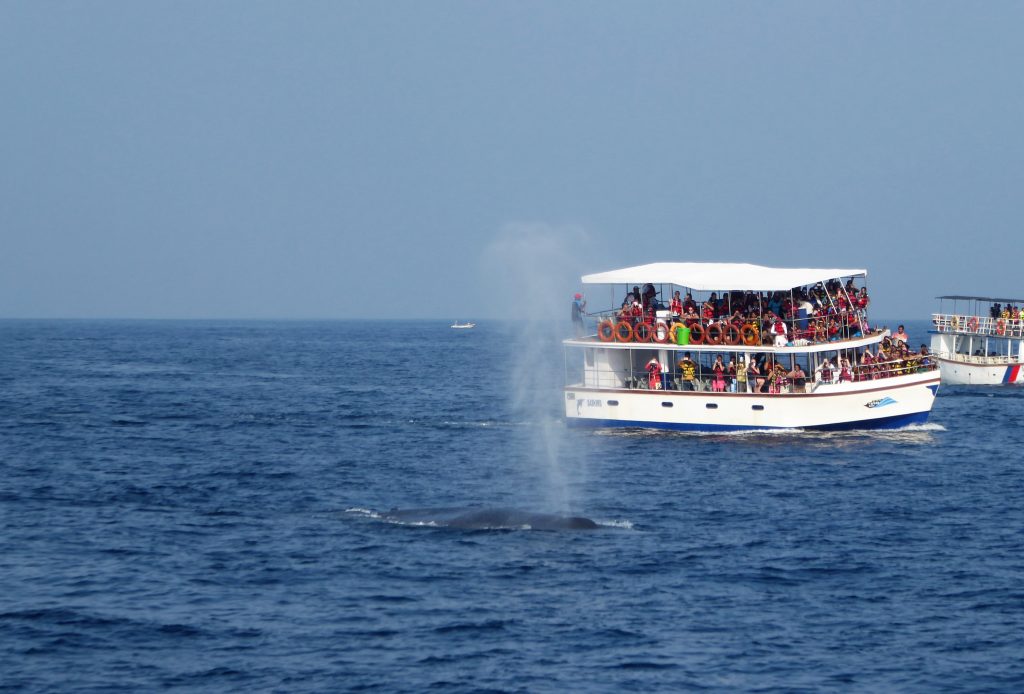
left=937, top=295, right=1024, bottom=304
left=582, top=262, right=866, bottom=292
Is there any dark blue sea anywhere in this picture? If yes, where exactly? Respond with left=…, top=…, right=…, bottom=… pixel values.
left=2, top=319, right=1023, bottom=692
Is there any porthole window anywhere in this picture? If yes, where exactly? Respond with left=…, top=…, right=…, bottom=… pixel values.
left=706, top=403, right=718, bottom=409
left=661, top=402, right=673, bottom=408
left=607, top=400, right=619, bottom=406
left=752, top=405, right=765, bottom=411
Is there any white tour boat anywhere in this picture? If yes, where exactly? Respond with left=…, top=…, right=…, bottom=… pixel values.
left=450, top=321, right=476, bottom=329
left=930, top=295, right=1024, bottom=385
left=563, top=262, right=940, bottom=432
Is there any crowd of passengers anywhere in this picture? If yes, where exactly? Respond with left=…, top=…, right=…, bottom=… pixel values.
left=611, top=279, right=870, bottom=345
left=637, top=336, right=932, bottom=393
left=989, top=303, right=1024, bottom=320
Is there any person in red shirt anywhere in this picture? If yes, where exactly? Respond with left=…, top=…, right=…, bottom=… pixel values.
left=670, top=291, right=683, bottom=317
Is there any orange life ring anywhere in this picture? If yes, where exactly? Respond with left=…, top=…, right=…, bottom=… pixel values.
left=633, top=322, right=653, bottom=343
left=653, top=320, right=670, bottom=344
left=598, top=320, right=615, bottom=342
left=741, top=323, right=759, bottom=346
left=967, top=316, right=979, bottom=332
left=725, top=323, right=742, bottom=346
left=704, top=323, right=723, bottom=345
left=614, top=320, right=634, bottom=342
left=689, top=323, right=705, bottom=344
left=996, top=318, right=1006, bottom=336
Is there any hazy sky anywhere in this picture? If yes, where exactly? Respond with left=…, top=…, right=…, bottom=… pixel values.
left=3, top=2, right=1022, bottom=320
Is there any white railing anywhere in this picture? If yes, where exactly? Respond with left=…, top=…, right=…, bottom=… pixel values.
left=932, top=313, right=1024, bottom=338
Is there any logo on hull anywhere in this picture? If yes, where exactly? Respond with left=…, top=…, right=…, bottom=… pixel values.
left=865, top=396, right=897, bottom=409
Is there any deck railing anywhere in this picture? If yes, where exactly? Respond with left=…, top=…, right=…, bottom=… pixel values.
left=575, top=357, right=935, bottom=394
left=932, top=313, right=1024, bottom=338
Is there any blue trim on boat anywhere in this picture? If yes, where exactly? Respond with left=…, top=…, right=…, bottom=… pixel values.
left=567, top=411, right=931, bottom=432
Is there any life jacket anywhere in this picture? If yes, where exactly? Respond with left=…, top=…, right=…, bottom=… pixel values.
left=774, top=320, right=785, bottom=333
left=821, top=365, right=833, bottom=381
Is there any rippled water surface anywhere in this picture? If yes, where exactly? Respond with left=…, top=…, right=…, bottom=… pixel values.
left=2, top=319, right=1022, bottom=691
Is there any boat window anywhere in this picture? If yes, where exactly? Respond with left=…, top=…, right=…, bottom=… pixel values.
left=752, top=405, right=765, bottom=411
left=661, top=402, right=673, bottom=408
left=607, top=400, right=619, bottom=406
left=705, top=403, right=718, bottom=409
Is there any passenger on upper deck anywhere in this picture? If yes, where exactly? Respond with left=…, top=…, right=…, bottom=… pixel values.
left=702, top=294, right=717, bottom=321
left=683, top=292, right=697, bottom=314
left=769, top=313, right=788, bottom=347
left=856, top=287, right=870, bottom=310
left=669, top=291, right=682, bottom=317
left=641, top=284, right=661, bottom=312
left=893, top=325, right=909, bottom=346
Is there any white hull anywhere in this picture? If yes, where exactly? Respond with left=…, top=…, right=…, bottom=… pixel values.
left=565, top=370, right=939, bottom=431
left=934, top=356, right=1024, bottom=385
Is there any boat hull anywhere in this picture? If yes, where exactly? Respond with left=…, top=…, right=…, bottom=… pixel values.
left=935, top=357, right=1024, bottom=385
left=564, top=371, right=939, bottom=432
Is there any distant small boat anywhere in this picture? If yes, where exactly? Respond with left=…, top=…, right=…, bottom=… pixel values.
left=451, top=321, right=476, bottom=329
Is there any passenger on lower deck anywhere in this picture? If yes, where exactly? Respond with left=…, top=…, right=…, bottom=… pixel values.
left=787, top=363, right=807, bottom=393
left=677, top=353, right=697, bottom=391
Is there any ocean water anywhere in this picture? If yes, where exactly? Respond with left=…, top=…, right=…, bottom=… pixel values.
left=2, top=318, right=1023, bottom=692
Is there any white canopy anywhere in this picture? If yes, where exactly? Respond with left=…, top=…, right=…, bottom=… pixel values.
left=581, top=262, right=866, bottom=292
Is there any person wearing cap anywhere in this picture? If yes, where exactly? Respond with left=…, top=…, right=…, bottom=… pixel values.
left=571, top=292, right=586, bottom=337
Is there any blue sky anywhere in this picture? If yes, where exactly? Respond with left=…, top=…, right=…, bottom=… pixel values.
left=2, top=2, right=1022, bottom=320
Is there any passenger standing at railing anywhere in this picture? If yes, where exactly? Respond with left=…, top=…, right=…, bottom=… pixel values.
left=798, top=294, right=813, bottom=332
left=856, top=287, right=870, bottom=310
left=645, top=358, right=663, bottom=390
left=893, top=325, right=909, bottom=346
left=702, top=296, right=716, bottom=322
left=571, top=293, right=587, bottom=337
left=816, top=358, right=834, bottom=384
left=683, top=305, right=700, bottom=326
left=710, top=355, right=727, bottom=392
left=670, top=291, right=682, bottom=318
left=677, top=353, right=698, bottom=391
left=770, top=314, right=788, bottom=347
left=735, top=359, right=747, bottom=392
left=683, top=292, right=696, bottom=314
left=839, top=359, right=853, bottom=382
left=787, top=363, right=807, bottom=393
left=748, top=359, right=764, bottom=393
